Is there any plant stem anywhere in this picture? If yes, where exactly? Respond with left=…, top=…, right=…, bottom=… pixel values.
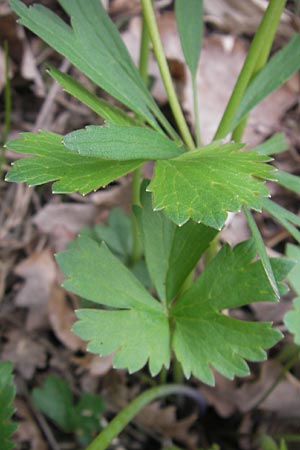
left=192, top=75, right=201, bottom=147
left=130, top=10, right=152, bottom=264
left=141, top=0, right=195, bottom=151
left=85, top=384, right=196, bottom=450
left=214, top=0, right=287, bottom=141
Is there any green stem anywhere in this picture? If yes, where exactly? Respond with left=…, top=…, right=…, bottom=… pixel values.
left=130, top=10, right=152, bottom=264
left=85, top=384, right=196, bottom=450
left=214, top=0, right=287, bottom=141
left=192, top=75, right=201, bottom=147
left=141, top=0, right=195, bottom=151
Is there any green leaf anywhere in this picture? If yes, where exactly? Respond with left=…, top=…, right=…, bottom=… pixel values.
left=175, top=0, right=203, bottom=78
left=275, top=170, right=300, bottom=194
left=284, top=298, right=300, bottom=345
left=56, top=236, right=170, bottom=376
left=63, top=124, right=184, bottom=160
left=32, top=375, right=104, bottom=442
left=263, top=198, right=300, bottom=243
left=0, top=362, right=17, bottom=450
left=9, top=0, right=175, bottom=137
left=231, top=35, right=300, bottom=130
left=286, top=243, right=300, bottom=295
left=135, top=184, right=217, bottom=303
left=5, top=131, right=142, bottom=194
left=252, top=133, right=288, bottom=156
left=148, top=141, right=276, bottom=229
left=244, top=206, right=279, bottom=299
left=48, top=66, right=140, bottom=126
left=280, top=440, right=288, bottom=450
left=170, top=240, right=289, bottom=385
left=32, top=375, right=76, bottom=432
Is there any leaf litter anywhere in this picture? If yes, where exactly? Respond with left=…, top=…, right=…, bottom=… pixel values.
left=1, top=0, right=300, bottom=449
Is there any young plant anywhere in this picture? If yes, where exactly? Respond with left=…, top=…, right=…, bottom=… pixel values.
left=5, top=0, right=300, bottom=448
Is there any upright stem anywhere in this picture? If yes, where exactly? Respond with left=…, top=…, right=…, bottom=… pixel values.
left=192, top=75, right=201, bottom=147
left=130, top=8, right=151, bottom=264
left=141, top=0, right=195, bottom=151
left=214, top=0, right=287, bottom=141
left=85, top=384, right=197, bottom=450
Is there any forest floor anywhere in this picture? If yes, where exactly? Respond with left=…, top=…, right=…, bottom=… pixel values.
left=1, top=1, right=300, bottom=449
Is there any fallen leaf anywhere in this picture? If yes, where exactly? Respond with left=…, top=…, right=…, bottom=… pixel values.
left=14, top=249, right=57, bottom=330
left=235, top=360, right=300, bottom=418
left=200, top=373, right=237, bottom=418
left=33, top=202, right=98, bottom=251
left=48, top=285, right=85, bottom=351
left=1, top=329, right=47, bottom=379
left=14, top=398, right=47, bottom=450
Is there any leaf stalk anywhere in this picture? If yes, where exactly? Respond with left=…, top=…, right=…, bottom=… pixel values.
left=141, top=0, right=195, bottom=150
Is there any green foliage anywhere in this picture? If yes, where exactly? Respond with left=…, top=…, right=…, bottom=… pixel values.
left=175, top=0, right=203, bottom=78
left=8, top=0, right=173, bottom=135
left=63, top=123, right=184, bottom=160
left=48, top=66, right=140, bottom=127
left=149, top=142, right=276, bottom=228
left=32, top=375, right=105, bottom=446
left=5, top=131, right=142, bottom=194
left=135, top=184, right=218, bottom=303
left=231, top=35, right=300, bottom=131
left=284, top=244, right=300, bottom=345
left=57, top=222, right=291, bottom=384
left=263, top=199, right=300, bottom=244
left=0, top=362, right=17, bottom=450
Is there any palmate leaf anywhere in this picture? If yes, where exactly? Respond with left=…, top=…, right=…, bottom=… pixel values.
left=0, top=362, right=17, bottom=450
left=63, top=123, right=184, bottom=160
left=5, top=131, right=142, bottom=194
left=135, top=184, right=217, bottom=303
left=148, top=141, right=276, bottom=229
left=56, top=236, right=170, bottom=376
left=171, top=240, right=291, bottom=385
left=9, top=0, right=176, bottom=139
left=57, top=234, right=291, bottom=384
left=48, top=66, right=140, bottom=127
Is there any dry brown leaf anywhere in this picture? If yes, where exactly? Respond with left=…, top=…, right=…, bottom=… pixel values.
left=21, top=37, right=45, bottom=97
left=72, top=353, right=113, bottom=377
left=1, top=329, right=47, bottom=379
left=14, top=398, right=47, bottom=450
left=200, top=372, right=237, bottom=418
left=48, top=285, right=85, bottom=351
left=33, top=202, right=98, bottom=251
left=203, top=0, right=300, bottom=41
left=235, top=360, right=300, bottom=418
left=14, top=248, right=57, bottom=330
left=136, top=402, right=198, bottom=447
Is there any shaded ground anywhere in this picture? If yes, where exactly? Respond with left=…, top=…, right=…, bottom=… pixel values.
left=1, top=1, right=300, bottom=449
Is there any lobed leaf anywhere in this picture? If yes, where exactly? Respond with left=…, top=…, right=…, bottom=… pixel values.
left=170, top=240, right=290, bottom=385
left=135, top=184, right=217, bottom=303
left=48, top=66, right=140, bottom=126
left=148, top=141, right=276, bottom=229
left=32, top=375, right=105, bottom=443
left=286, top=243, right=300, bottom=296
left=175, top=0, right=203, bottom=78
left=9, top=0, right=176, bottom=138
left=63, top=124, right=184, bottom=160
left=5, top=131, right=142, bottom=194
left=0, top=362, right=17, bottom=450
left=56, top=236, right=170, bottom=376
left=231, top=35, right=300, bottom=130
